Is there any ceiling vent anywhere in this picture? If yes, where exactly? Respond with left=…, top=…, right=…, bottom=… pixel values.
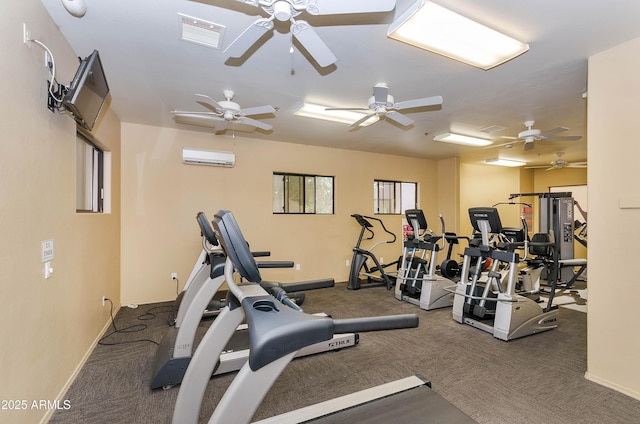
left=479, top=125, right=506, bottom=134
left=178, top=13, right=225, bottom=49
left=182, top=148, right=235, bottom=167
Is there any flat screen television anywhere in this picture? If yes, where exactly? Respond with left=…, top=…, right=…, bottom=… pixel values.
left=62, top=50, right=110, bottom=131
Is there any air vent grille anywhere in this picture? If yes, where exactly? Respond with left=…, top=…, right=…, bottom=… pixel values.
left=478, top=125, right=506, bottom=134
left=179, top=13, right=225, bottom=49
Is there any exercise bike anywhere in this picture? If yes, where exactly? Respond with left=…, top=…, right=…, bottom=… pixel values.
left=347, top=214, right=398, bottom=290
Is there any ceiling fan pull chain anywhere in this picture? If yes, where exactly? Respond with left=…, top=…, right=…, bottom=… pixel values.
left=290, top=33, right=296, bottom=75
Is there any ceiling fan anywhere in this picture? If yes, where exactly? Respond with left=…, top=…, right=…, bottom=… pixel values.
left=171, top=90, right=276, bottom=132
left=326, top=83, right=443, bottom=128
left=491, top=120, right=582, bottom=150
left=525, top=152, right=587, bottom=170
left=222, top=0, right=396, bottom=67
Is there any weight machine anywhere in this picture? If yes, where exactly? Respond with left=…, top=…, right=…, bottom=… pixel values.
left=509, top=192, right=587, bottom=288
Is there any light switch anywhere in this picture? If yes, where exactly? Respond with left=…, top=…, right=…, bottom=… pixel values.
left=44, top=261, right=53, bottom=279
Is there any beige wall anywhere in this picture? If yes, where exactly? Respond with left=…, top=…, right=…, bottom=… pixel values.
left=459, top=164, right=530, bottom=236
left=586, top=37, right=640, bottom=399
left=120, top=123, right=447, bottom=304
left=0, top=2, right=121, bottom=423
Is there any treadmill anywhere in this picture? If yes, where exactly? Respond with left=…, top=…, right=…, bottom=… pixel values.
left=150, top=212, right=357, bottom=389
left=172, top=210, right=475, bottom=423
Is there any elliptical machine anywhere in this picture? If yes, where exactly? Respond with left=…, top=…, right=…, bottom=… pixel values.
left=347, top=214, right=398, bottom=290
left=394, top=209, right=455, bottom=310
left=451, top=207, right=558, bottom=341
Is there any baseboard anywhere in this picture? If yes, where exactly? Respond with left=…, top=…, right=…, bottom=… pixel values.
left=584, top=371, right=640, bottom=401
left=40, top=304, right=122, bottom=424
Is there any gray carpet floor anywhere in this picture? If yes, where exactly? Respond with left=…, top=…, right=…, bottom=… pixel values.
left=50, top=282, right=640, bottom=424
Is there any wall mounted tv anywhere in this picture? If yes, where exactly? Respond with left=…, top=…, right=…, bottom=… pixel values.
left=62, top=50, right=110, bottom=131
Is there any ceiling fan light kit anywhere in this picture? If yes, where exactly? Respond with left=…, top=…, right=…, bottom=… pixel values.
left=387, top=0, right=529, bottom=70
left=434, top=132, right=493, bottom=147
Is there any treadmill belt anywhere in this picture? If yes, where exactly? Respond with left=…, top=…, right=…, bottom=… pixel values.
left=308, top=385, right=476, bottom=424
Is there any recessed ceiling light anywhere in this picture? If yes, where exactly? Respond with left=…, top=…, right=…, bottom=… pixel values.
left=293, top=102, right=378, bottom=127
left=178, top=13, right=225, bottom=49
left=434, top=132, right=493, bottom=147
left=484, top=158, right=526, bottom=167
left=387, top=1, right=529, bottom=70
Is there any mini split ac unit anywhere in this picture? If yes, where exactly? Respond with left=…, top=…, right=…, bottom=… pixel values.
left=182, top=148, right=235, bottom=167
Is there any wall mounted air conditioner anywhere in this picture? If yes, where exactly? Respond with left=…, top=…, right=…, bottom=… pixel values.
left=182, top=148, right=235, bottom=167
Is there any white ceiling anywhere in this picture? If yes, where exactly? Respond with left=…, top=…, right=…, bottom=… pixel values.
left=41, top=0, right=640, bottom=166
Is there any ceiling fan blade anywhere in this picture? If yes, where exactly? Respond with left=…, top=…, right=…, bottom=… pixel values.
left=292, top=20, right=337, bottom=67
left=524, top=165, right=550, bottom=169
left=394, top=95, right=443, bottom=110
left=385, top=111, right=414, bottom=127
left=171, top=110, right=218, bottom=116
left=173, top=113, right=224, bottom=128
left=373, top=84, right=389, bottom=104
left=224, top=18, right=273, bottom=58
left=539, top=127, right=568, bottom=137
left=543, top=135, right=582, bottom=141
left=349, top=112, right=377, bottom=128
left=237, top=116, right=273, bottom=131
left=240, top=105, right=276, bottom=116
left=307, top=0, right=396, bottom=15
left=194, top=94, right=224, bottom=111
left=485, top=139, right=522, bottom=149
left=567, top=162, right=588, bottom=168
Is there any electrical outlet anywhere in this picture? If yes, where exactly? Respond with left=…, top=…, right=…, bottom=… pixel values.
left=346, top=259, right=350, bottom=267
left=45, top=51, right=51, bottom=68
left=295, top=264, right=301, bottom=271
left=23, top=23, right=32, bottom=48
left=102, top=296, right=107, bottom=306
left=171, top=272, right=178, bottom=280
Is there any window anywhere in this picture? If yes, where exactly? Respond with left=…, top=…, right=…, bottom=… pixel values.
left=374, top=180, right=417, bottom=214
left=76, top=133, right=105, bottom=212
left=273, top=173, right=334, bottom=214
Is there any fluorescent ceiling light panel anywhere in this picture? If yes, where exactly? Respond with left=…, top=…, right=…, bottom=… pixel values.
left=434, top=132, right=493, bottom=147
left=179, top=13, right=225, bottom=49
left=484, top=158, right=526, bottom=167
left=294, top=103, right=378, bottom=127
left=387, top=1, right=529, bottom=70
